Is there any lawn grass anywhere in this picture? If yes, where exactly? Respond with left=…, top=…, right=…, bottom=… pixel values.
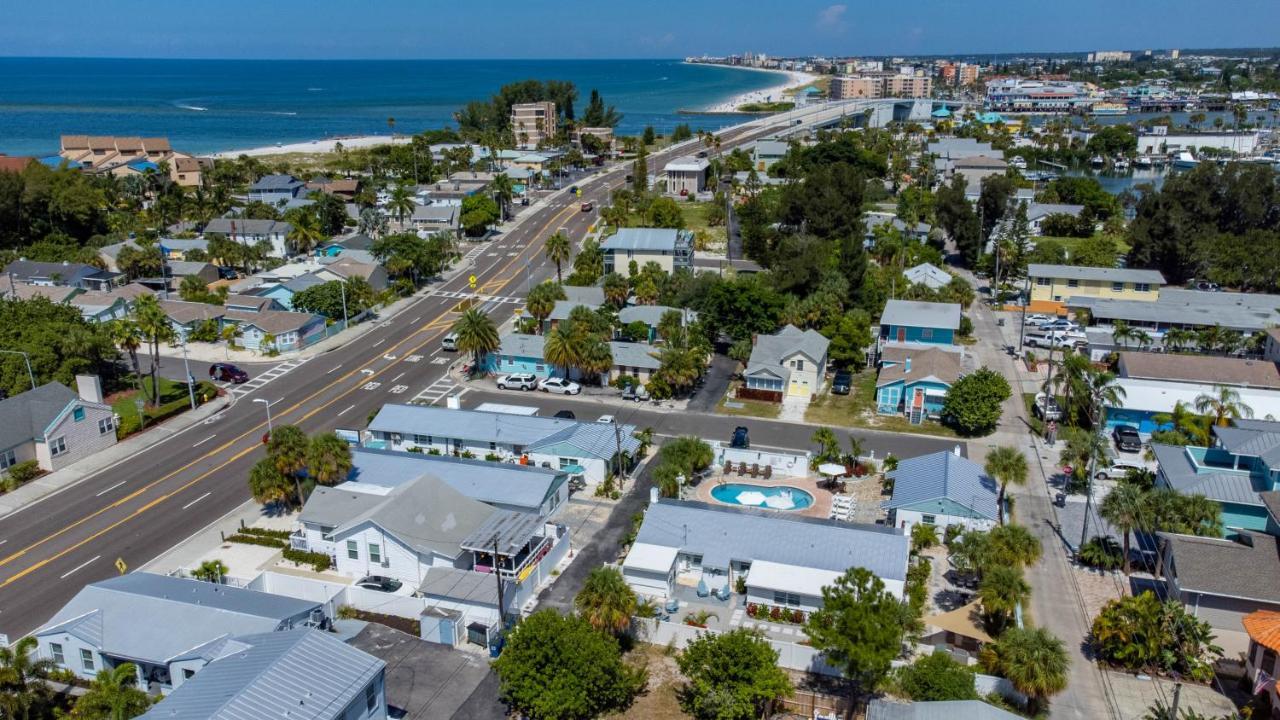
left=717, top=382, right=781, bottom=420
left=804, top=371, right=960, bottom=438
left=616, top=201, right=727, bottom=249
left=111, top=376, right=217, bottom=437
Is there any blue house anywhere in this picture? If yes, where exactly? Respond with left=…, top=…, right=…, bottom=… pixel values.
left=485, top=332, right=553, bottom=378
left=1150, top=419, right=1280, bottom=532
left=876, top=347, right=962, bottom=424
left=883, top=450, right=999, bottom=533
left=879, top=300, right=961, bottom=346
left=248, top=174, right=306, bottom=205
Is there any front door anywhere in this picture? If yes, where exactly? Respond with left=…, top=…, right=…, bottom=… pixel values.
left=896, top=327, right=906, bottom=342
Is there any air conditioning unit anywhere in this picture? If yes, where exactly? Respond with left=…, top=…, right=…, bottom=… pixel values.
left=381, top=560, right=390, bottom=568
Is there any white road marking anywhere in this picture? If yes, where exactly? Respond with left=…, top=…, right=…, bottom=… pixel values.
left=411, top=316, right=421, bottom=323
left=372, top=338, right=386, bottom=348
left=362, top=382, right=382, bottom=390
left=326, top=364, right=342, bottom=374
left=391, top=372, right=405, bottom=382
left=182, top=492, right=211, bottom=510
left=390, top=385, right=409, bottom=394
left=95, top=480, right=128, bottom=497
left=0, top=539, right=7, bottom=546
left=193, top=434, right=217, bottom=447
left=405, top=355, right=423, bottom=363
left=337, top=404, right=355, bottom=416
left=431, top=356, right=449, bottom=365
left=60, top=555, right=101, bottom=579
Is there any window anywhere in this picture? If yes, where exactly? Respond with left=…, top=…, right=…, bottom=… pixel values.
left=558, top=458, right=578, bottom=469
left=369, top=543, right=382, bottom=564
left=72, top=406, right=85, bottom=422
left=50, top=643, right=64, bottom=664
left=793, top=359, right=804, bottom=371
left=1136, top=283, right=1151, bottom=292
left=921, top=328, right=933, bottom=340
left=49, top=436, right=67, bottom=457
left=489, top=441, right=497, bottom=451
left=1264, top=645, right=1279, bottom=675
left=346, top=540, right=358, bottom=560
left=1067, top=279, right=1079, bottom=288
left=365, top=682, right=378, bottom=712
left=0, top=449, right=15, bottom=470
left=80, top=649, right=94, bottom=671
left=773, top=591, right=801, bottom=607
left=1112, top=282, right=1124, bottom=292
left=1036, top=277, right=1049, bottom=286
left=98, top=417, right=114, bottom=435
left=921, top=514, right=937, bottom=525
left=413, top=434, right=431, bottom=444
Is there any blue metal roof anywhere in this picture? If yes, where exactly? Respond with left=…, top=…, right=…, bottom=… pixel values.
left=347, top=447, right=564, bottom=511
left=884, top=451, right=999, bottom=521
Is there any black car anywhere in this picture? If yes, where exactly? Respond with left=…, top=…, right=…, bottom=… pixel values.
left=831, top=370, right=853, bottom=395
left=730, top=426, right=750, bottom=449
left=354, top=576, right=403, bottom=593
left=216, top=266, right=240, bottom=280
left=209, top=363, right=249, bottom=383
left=1112, top=425, right=1143, bottom=453
left=553, top=410, right=576, bottom=420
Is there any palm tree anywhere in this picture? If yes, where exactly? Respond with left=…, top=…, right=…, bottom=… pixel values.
left=286, top=210, right=325, bottom=255
left=987, top=523, right=1043, bottom=569
left=1099, top=482, right=1148, bottom=574
left=452, top=308, right=499, bottom=370
left=810, top=427, right=841, bottom=465
left=192, top=559, right=228, bottom=583
left=543, top=324, right=581, bottom=379
left=249, top=458, right=293, bottom=508
left=577, top=340, right=614, bottom=385
left=1195, top=385, right=1254, bottom=427
left=132, top=293, right=175, bottom=407
left=109, top=318, right=145, bottom=392
left=267, top=425, right=310, bottom=504
left=71, top=663, right=153, bottom=720
left=978, top=565, right=1030, bottom=633
left=524, top=281, right=564, bottom=333
left=544, top=231, right=571, bottom=282
left=574, top=566, right=636, bottom=636
left=388, top=184, right=416, bottom=227
left=986, top=627, right=1069, bottom=715
left=1054, top=351, right=1092, bottom=426
left=0, top=636, right=55, bottom=720
left=1163, top=326, right=1196, bottom=353
left=984, top=446, right=1028, bottom=525
left=491, top=173, right=515, bottom=221
left=1085, top=368, right=1126, bottom=427
left=219, top=323, right=242, bottom=358
left=1152, top=401, right=1209, bottom=445
left=1111, top=320, right=1135, bottom=349
left=307, top=432, right=354, bottom=487
left=602, top=272, right=629, bottom=308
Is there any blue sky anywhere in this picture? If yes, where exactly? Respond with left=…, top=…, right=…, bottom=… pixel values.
left=4, top=0, right=1278, bottom=59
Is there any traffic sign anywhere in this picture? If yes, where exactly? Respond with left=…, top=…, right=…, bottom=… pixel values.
left=115, top=557, right=128, bottom=574
left=468, top=274, right=477, bottom=289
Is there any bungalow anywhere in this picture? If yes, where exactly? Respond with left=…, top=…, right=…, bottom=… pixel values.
left=742, top=325, right=830, bottom=401
left=3, top=260, right=124, bottom=291
left=1028, top=264, right=1165, bottom=304
left=157, top=237, right=210, bottom=260
left=544, top=299, right=601, bottom=333
left=0, top=378, right=118, bottom=474
left=1243, top=610, right=1280, bottom=712
left=364, top=404, right=640, bottom=487
left=876, top=346, right=961, bottom=423
left=883, top=450, right=999, bottom=533
left=248, top=174, right=306, bottom=205
left=1150, top=418, right=1280, bottom=531
left=563, top=285, right=606, bottom=306
left=323, top=256, right=389, bottom=292
left=67, top=282, right=152, bottom=323
left=879, top=299, right=961, bottom=346
left=164, top=260, right=220, bottom=286
left=410, top=204, right=462, bottom=238
left=600, top=228, right=694, bottom=275
left=621, top=500, right=909, bottom=611
left=1160, top=530, right=1280, bottom=632
left=750, top=139, right=789, bottom=171
left=485, top=332, right=552, bottom=377
left=903, top=262, right=952, bottom=291
left=138, top=628, right=387, bottom=720
left=34, top=573, right=325, bottom=692
left=608, top=340, right=661, bottom=385
left=617, top=305, right=699, bottom=344
left=664, top=156, right=710, bottom=196
left=228, top=309, right=328, bottom=352
left=203, top=218, right=293, bottom=258
left=864, top=212, right=933, bottom=247
left=1023, top=202, right=1088, bottom=236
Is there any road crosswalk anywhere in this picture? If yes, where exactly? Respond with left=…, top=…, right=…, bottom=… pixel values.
left=228, top=357, right=310, bottom=396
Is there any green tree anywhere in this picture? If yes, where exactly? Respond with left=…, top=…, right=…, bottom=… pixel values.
left=543, top=324, right=581, bottom=380
left=942, top=368, right=1011, bottom=436
left=1194, top=385, right=1254, bottom=427
left=386, top=184, right=416, bottom=226
left=285, top=208, right=325, bottom=255
left=978, top=566, right=1030, bottom=633
left=132, top=293, right=175, bottom=408
left=896, top=650, right=978, bottom=702
left=191, top=559, right=228, bottom=583
left=307, top=432, right=353, bottom=487
left=544, top=231, right=571, bottom=283
left=248, top=457, right=293, bottom=508
left=525, top=281, right=566, bottom=331
left=460, top=194, right=500, bottom=237
left=646, top=197, right=685, bottom=228
left=804, top=567, right=908, bottom=691
left=581, top=89, right=622, bottom=128
left=452, top=308, right=499, bottom=369
left=601, top=272, right=629, bottom=308
left=983, top=627, right=1069, bottom=715
left=492, top=610, right=645, bottom=720
left=676, top=628, right=794, bottom=720
left=1090, top=591, right=1221, bottom=681
left=0, top=636, right=56, bottom=720
left=67, top=663, right=153, bottom=720
left=574, top=566, right=636, bottom=636
left=811, top=427, right=841, bottom=465
left=491, top=173, right=515, bottom=221
left=109, top=318, right=145, bottom=391
left=290, top=278, right=374, bottom=321
left=1098, top=481, right=1147, bottom=574
left=983, top=446, right=1027, bottom=525
left=910, top=523, right=939, bottom=552
left=267, top=424, right=310, bottom=504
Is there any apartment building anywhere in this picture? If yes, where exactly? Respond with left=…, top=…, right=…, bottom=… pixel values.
left=829, top=74, right=932, bottom=100
left=510, top=102, right=557, bottom=150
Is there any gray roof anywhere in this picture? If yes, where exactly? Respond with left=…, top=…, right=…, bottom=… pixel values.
left=1163, top=530, right=1280, bottom=603
left=600, top=228, right=679, bottom=252
left=748, top=324, right=829, bottom=367
left=634, top=500, right=908, bottom=579
left=885, top=451, right=1000, bottom=521
left=282, top=272, right=329, bottom=293
left=204, top=217, right=291, bottom=237
left=1072, top=290, right=1280, bottom=333
left=903, top=263, right=951, bottom=289
left=1028, top=264, right=1165, bottom=285
left=752, top=139, right=790, bottom=156
left=165, top=261, right=216, bottom=277
left=562, top=286, right=605, bottom=305
left=3, top=260, right=101, bottom=285
left=547, top=300, right=598, bottom=322
left=1151, top=443, right=1266, bottom=506
left=158, top=237, right=209, bottom=253
left=744, top=362, right=790, bottom=385
left=346, top=448, right=565, bottom=512
left=249, top=174, right=304, bottom=191
left=0, top=382, right=79, bottom=450
left=527, top=419, right=641, bottom=458
left=609, top=341, right=661, bottom=370
left=139, top=628, right=384, bottom=720
left=496, top=332, right=545, bottom=359
left=419, top=567, right=500, bottom=605
left=368, top=405, right=639, bottom=461
left=617, top=305, right=697, bottom=328
left=926, top=138, right=999, bottom=159
left=461, top=509, right=546, bottom=556
left=868, top=700, right=1022, bottom=720
left=411, top=204, right=460, bottom=224
left=1025, top=203, right=1086, bottom=221
left=36, top=574, right=321, bottom=665
left=880, top=300, right=962, bottom=331
left=300, top=474, right=497, bottom=559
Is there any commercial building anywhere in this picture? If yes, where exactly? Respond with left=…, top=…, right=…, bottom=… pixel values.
left=0, top=378, right=117, bottom=473
left=600, top=228, right=694, bottom=275
left=57, top=136, right=208, bottom=186
left=1028, top=264, right=1165, bottom=304
left=1070, top=289, right=1280, bottom=338
left=1087, top=51, right=1133, bottom=62
left=1136, top=130, right=1261, bottom=156
left=985, top=79, right=1094, bottom=113
left=510, top=102, right=556, bottom=149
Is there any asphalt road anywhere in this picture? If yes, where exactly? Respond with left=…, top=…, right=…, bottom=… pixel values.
left=0, top=103, right=865, bottom=638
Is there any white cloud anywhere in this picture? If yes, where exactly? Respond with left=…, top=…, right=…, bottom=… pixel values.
left=816, top=4, right=848, bottom=34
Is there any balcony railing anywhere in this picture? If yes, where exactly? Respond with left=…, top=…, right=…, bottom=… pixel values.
left=289, top=532, right=309, bottom=551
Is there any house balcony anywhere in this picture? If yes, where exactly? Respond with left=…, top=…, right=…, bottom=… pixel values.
left=289, top=531, right=309, bottom=551
left=472, top=525, right=565, bottom=582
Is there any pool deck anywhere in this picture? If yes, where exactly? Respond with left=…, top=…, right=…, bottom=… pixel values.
left=691, top=472, right=834, bottom=519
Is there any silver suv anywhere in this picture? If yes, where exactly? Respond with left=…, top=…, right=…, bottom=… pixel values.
left=496, top=373, right=538, bottom=391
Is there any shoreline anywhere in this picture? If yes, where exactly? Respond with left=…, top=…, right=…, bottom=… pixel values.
left=210, top=134, right=411, bottom=159
left=686, top=62, right=819, bottom=114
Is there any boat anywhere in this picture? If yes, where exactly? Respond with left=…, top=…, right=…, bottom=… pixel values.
left=1089, top=155, right=1105, bottom=167
left=1091, top=102, right=1129, bottom=116
left=1113, top=158, right=1131, bottom=171
left=1172, top=151, right=1199, bottom=169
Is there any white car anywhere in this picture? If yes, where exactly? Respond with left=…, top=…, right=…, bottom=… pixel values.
left=496, top=373, right=539, bottom=391
left=1024, top=314, right=1051, bottom=326
left=1095, top=460, right=1147, bottom=481
left=539, top=377, right=581, bottom=395
left=596, top=415, right=616, bottom=424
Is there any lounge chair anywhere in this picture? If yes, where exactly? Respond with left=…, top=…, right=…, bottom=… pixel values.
left=738, top=461, right=748, bottom=475
left=697, top=578, right=710, bottom=598
left=665, top=598, right=680, bottom=614
left=762, top=465, right=772, bottom=479
left=750, top=463, right=759, bottom=478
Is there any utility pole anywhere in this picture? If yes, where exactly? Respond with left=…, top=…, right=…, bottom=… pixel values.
left=492, top=535, right=506, bottom=630
left=181, top=341, right=196, bottom=410
left=1018, top=274, right=1031, bottom=348
left=0, top=349, right=36, bottom=391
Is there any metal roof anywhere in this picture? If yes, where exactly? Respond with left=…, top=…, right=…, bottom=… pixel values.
left=1028, top=264, right=1165, bottom=285
left=36, top=574, right=321, bottom=665
left=609, top=341, right=661, bottom=370
left=562, top=286, right=605, bottom=305
left=600, top=228, right=680, bottom=252
left=633, top=500, right=908, bottom=581
left=0, top=382, right=79, bottom=450
left=617, top=305, right=697, bottom=328
left=346, top=448, right=564, bottom=511
left=880, top=300, right=962, bottom=331
left=496, top=332, right=546, bottom=359
left=868, top=700, right=1022, bottom=720
left=249, top=174, right=304, bottom=191
left=139, top=628, right=383, bottom=720
left=1150, top=443, right=1266, bottom=506
left=1072, top=292, right=1280, bottom=332
left=884, top=451, right=999, bottom=521
left=547, top=300, right=597, bottom=322
left=748, top=324, right=829, bottom=367
left=461, top=509, right=546, bottom=556
left=903, top=263, right=951, bottom=289
left=204, top=218, right=291, bottom=237
left=419, top=567, right=500, bottom=605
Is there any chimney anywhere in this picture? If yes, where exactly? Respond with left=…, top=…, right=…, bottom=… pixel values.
left=75, top=374, right=103, bottom=404
left=904, top=357, right=912, bottom=374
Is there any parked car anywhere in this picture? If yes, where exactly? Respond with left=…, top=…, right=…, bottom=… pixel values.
left=441, top=332, right=458, bottom=352
left=496, top=373, right=539, bottom=391
left=553, top=410, right=576, bottom=420
left=1032, top=395, right=1062, bottom=421
left=596, top=415, right=616, bottom=424
left=730, top=426, right=750, bottom=449
left=1025, top=331, right=1086, bottom=349
left=1024, top=314, right=1051, bottom=326
left=354, top=576, right=403, bottom=593
left=831, top=369, right=853, bottom=395
left=540, top=377, right=582, bottom=395
left=1096, top=460, right=1147, bottom=481
left=1194, top=281, right=1221, bottom=292
left=209, top=363, right=248, bottom=383
left=1040, top=319, right=1079, bottom=332
left=216, top=266, right=240, bottom=280
left=1112, top=425, right=1143, bottom=453
left=622, top=384, right=650, bottom=402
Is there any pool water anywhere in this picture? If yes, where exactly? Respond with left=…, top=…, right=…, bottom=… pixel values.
left=710, top=483, right=814, bottom=511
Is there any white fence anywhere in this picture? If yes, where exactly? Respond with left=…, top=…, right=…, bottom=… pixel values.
left=710, top=442, right=811, bottom=477
left=633, top=616, right=843, bottom=676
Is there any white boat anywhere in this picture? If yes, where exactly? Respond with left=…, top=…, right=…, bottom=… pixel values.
left=1172, top=151, right=1199, bottom=169
left=1113, top=158, right=1131, bottom=171
left=1089, top=155, right=1105, bottom=167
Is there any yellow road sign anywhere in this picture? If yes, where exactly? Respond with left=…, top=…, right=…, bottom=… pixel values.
left=468, top=274, right=477, bottom=288
left=115, top=557, right=128, bottom=574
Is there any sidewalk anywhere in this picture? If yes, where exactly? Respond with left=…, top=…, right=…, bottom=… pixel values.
left=0, top=392, right=234, bottom=519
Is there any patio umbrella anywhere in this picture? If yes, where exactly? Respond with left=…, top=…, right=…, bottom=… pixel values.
left=764, top=493, right=796, bottom=510
left=735, top=490, right=767, bottom=506
left=818, top=462, right=846, bottom=477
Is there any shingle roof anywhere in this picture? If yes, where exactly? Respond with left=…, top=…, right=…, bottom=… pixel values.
left=880, top=300, right=962, bottom=331
left=1119, top=352, right=1280, bottom=389
left=249, top=174, right=304, bottom=191
left=204, top=218, right=291, bottom=237
left=876, top=347, right=962, bottom=388
left=634, top=500, right=908, bottom=580
left=138, top=628, right=384, bottom=720
left=748, top=324, right=829, bottom=367
left=1028, top=264, right=1166, bottom=285
left=0, top=382, right=78, bottom=450
left=609, top=341, right=661, bottom=370
left=601, top=228, right=679, bottom=252
left=36, top=574, right=321, bottom=665
left=1163, top=531, right=1280, bottom=603
left=868, top=700, right=1022, bottom=720
left=3, top=260, right=99, bottom=285
left=345, top=448, right=564, bottom=511
left=884, top=451, right=999, bottom=521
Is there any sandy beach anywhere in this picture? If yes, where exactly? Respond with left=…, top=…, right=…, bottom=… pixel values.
left=211, top=134, right=410, bottom=159
left=698, top=66, right=820, bottom=114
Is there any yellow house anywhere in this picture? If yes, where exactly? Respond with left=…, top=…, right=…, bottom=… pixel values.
left=1028, top=264, right=1165, bottom=303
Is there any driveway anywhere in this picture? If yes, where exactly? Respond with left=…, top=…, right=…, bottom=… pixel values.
left=347, top=622, right=501, bottom=720
left=687, top=354, right=736, bottom=413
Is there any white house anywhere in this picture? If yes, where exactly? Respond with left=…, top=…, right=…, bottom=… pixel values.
left=883, top=450, right=1000, bottom=533
left=664, top=155, right=710, bottom=195
left=600, top=228, right=694, bottom=276
left=742, top=324, right=830, bottom=401
left=203, top=217, right=293, bottom=258
left=903, top=262, right=952, bottom=291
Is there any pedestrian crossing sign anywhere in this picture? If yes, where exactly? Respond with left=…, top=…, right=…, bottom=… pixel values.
left=468, top=274, right=477, bottom=289
left=115, top=557, right=128, bottom=574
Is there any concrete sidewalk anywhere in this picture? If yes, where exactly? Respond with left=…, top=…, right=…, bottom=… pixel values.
left=0, top=392, right=235, bottom=519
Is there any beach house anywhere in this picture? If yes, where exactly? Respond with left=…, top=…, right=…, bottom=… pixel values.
left=3, top=259, right=124, bottom=291
left=1106, top=352, right=1280, bottom=435
left=903, top=262, right=952, bottom=290
left=203, top=217, right=293, bottom=258
left=875, top=346, right=961, bottom=423
left=248, top=174, right=306, bottom=205
left=600, top=228, right=694, bottom=275
left=0, top=377, right=118, bottom=474
left=664, top=155, right=711, bottom=196
left=1159, top=530, right=1280, bottom=633
left=883, top=450, right=1000, bottom=532
left=879, top=300, right=961, bottom=346
left=742, top=325, right=830, bottom=402
left=1148, top=418, right=1280, bottom=532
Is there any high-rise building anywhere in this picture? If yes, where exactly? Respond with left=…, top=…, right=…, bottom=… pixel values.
left=958, top=63, right=980, bottom=86
left=830, top=73, right=932, bottom=99
left=510, top=102, right=557, bottom=149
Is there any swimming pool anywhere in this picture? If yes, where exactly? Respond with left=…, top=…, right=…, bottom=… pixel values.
left=710, top=483, right=814, bottom=511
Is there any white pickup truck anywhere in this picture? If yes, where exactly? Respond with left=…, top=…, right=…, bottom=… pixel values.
left=1025, top=328, right=1087, bottom=349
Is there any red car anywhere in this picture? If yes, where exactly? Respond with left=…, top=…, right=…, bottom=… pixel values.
left=209, top=363, right=249, bottom=383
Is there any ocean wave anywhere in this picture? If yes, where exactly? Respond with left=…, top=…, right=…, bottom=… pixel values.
left=176, top=103, right=207, bottom=112
left=264, top=111, right=298, bottom=116
left=307, top=87, right=324, bottom=92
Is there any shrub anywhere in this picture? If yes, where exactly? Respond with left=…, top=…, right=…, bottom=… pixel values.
left=5, top=460, right=42, bottom=487
left=237, top=527, right=292, bottom=540
left=897, top=651, right=978, bottom=702
left=226, top=533, right=287, bottom=549
left=746, top=603, right=759, bottom=618
left=735, top=575, right=747, bottom=594
left=769, top=606, right=783, bottom=621
left=1090, top=591, right=1221, bottom=681
left=790, top=608, right=805, bottom=624
left=1078, top=536, right=1123, bottom=570
left=485, top=453, right=502, bottom=462
left=282, top=548, right=332, bottom=572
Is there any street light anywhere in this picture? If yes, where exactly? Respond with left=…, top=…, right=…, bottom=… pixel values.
left=0, top=349, right=36, bottom=391
left=253, top=398, right=274, bottom=440
left=179, top=338, right=196, bottom=410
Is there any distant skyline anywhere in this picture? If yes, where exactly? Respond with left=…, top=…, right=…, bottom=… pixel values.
left=3, top=0, right=1279, bottom=60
